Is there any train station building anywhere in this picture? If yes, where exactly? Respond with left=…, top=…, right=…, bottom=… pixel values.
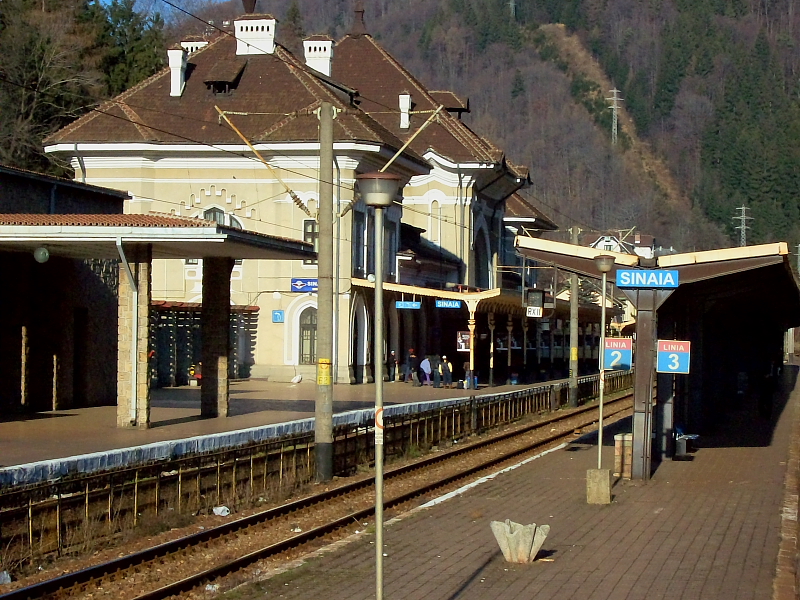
left=42, top=4, right=605, bottom=389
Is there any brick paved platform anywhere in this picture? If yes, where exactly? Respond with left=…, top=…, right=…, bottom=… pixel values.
left=238, top=366, right=800, bottom=600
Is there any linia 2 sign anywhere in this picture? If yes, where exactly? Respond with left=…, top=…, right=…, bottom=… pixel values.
left=615, top=269, right=680, bottom=289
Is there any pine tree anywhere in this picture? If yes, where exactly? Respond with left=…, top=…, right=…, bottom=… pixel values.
left=510, top=69, right=525, bottom=99
left=283, top=0, right=305, bottom=55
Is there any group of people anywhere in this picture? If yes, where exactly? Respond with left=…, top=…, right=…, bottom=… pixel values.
left=387, top=348, right=457, bottom=388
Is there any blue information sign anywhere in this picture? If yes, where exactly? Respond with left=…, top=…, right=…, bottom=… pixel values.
left=435, top=299, right=462, bottom=309
left=272, top=310, right=285, bottom=323
left=290, top=278, right=318, bottom=292
left=396, top=301, right=421, bottom=309
left=656, top=340, right=691, bottom=374
left=616, top=269, right=679, bottom=289
left=603, top=337, right=633, bottom=371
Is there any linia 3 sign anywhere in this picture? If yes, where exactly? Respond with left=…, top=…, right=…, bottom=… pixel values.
left=615, top=269, right=679, bottom=289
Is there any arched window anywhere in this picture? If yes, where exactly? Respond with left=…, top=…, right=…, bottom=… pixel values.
left=299, top=307, right=317, bottom=365
left=203, top=207, right=226, bottom=224
left=229, top=215, right=243, bottom=229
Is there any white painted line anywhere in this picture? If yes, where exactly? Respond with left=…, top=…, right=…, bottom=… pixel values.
left=416, top=442, right=569, bottom=509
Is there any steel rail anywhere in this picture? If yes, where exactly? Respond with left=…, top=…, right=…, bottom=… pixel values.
left=136, top=396, right=633, bottom=600
left=0, top=394, right=632, bottom=600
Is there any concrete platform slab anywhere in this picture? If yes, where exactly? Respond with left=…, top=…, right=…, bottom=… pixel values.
left=0, top=379, right=525, bottom=467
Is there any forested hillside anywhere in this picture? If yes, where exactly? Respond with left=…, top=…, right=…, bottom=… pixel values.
left=4, top=0, right=799, bottom=252
left=175, top=0, right=800, bottom=250
left=0, top=0, right=165, bottom=172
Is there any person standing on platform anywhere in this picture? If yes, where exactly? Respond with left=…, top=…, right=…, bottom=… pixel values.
left=441, top=355, right=453, bottom=388
left=411, top=349, right=422, bottom=386
left=387, top=350, right=397, bottom=382
left=420, top=356, right=432, bottom=385
left=432, top=355, right=441, bottom=388
left=463, top=360, right=472, bottom=389
left=404, top=348, right=414, bottom=383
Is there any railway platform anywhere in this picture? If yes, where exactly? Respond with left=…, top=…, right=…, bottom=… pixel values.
left=234, top=365, right=800, bottom=600
left=0, top=379, right=522, bottom=468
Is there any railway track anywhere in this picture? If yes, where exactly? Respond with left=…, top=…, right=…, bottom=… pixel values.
left=0, top=393, right=633, bottom=600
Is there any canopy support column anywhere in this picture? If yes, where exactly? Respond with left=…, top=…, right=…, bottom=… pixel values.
left=201, top=257, right=234, bottom=418
left=116, top=242, right=151, bottom=429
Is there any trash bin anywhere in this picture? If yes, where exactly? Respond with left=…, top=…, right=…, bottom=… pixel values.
left=674, top=432, right=699, bottom=459
left=614, top=433, right=632, bottom=479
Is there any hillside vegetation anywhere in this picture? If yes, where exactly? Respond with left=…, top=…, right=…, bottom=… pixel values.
left=4, top=0, right=799, bottom=253
left=260, top=0, right=797, bottom=251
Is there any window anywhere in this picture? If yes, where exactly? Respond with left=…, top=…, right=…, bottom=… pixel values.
left=299, top=307, right=317, bottom=365
left=386, top=222, right=397, bottom=279
left=352, top=211, right=365, bottom=278
left=203, top=207, right=226, bottom=224
left=366, top=211, right=375, bottom=276
left=303, top=219, right=319, bottom=265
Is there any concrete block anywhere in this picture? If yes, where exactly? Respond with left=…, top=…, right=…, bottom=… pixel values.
left=586, top=468, right=612, bottom=504
left=489, top=519, right=550, bottom=563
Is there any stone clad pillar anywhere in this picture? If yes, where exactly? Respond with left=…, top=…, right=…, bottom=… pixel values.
left=201, top=257, right=234, bottom=418
left=116, top=246, right=152, bottom=428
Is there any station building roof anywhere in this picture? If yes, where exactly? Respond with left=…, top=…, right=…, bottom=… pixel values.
left=0, top=214, right=315, bottom=261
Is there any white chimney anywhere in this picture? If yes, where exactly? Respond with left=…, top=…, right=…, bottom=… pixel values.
left=180, top=39, right=208, bottom=54
left=399, top=93, right=411, bottom=129
left=167, top=46, right=187, bottom=97
left=235, top=14, right=277, bottom=56
left=303, top=36, right=334, bottom=76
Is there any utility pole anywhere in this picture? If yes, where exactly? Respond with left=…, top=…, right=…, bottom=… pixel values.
left=606, top=89, right=623, bottom=146
left=733, top=205, right=753, bottom=247
left=315, top=102, right=335, bottom=481
left=568, top=226, right=581, bottom=407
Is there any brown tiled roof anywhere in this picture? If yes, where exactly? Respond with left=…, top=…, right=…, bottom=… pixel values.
left=0, top=164, right=129, bottom=198
left=504, top=194, right=558, bottom=230
left=152, top=300, right=259, bottom=312
left=332, top=34, right=519, bottom=172
left=204, top=57, right=247, bottom=84
left=429, top=91, right=469, bottom=112
left=305, top=34, right=334, bottom=41
left=0, top=214, right=209, bottom=227
left=45, top=35, right=426, bottom=167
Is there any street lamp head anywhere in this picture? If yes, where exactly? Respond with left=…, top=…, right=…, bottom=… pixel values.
left=33, top=247, right=50, bottom=263
left=594, top=254, right=615, bottom=274
left=356, top=172, right=402, bottom=207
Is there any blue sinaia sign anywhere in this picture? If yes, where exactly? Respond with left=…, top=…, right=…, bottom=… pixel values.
left=435, top=299, right=462, bottom=309
left=615, top=269, right=679, bottom=289
left=291, top=278, right=318, bottom=292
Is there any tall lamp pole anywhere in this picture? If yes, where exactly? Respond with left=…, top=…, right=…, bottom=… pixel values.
left=594, top=254, right=615, bottom=469
left=356, top=172, right=402, bottom=600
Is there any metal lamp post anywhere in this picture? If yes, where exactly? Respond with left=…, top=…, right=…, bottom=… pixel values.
left=356, top=171, right=402, bottom=600
left=594, top=254, right=615, bottom=469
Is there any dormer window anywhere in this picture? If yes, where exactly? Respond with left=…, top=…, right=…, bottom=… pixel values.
left=204, top=57, right=246, bottom=95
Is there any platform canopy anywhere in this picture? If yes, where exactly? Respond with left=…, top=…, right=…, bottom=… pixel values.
left=515, top=237, right=799, bottom=289
left=0, top=214, right=315, bottom=261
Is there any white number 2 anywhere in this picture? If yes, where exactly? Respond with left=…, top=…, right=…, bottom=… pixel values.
left=609, top=350, right=622, bottom=368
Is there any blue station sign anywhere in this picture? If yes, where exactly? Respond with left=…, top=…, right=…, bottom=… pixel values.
left=396, top=301, right=421, bottom=309
left=603, top=337, right=633, bottom=371
left=616, top=269, right=679, bottom=289
left=656, top=340, right=691, bottom=374
left=435, top=299, right=462, bottom=309
left=291, top=278, right=318, bottom=292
